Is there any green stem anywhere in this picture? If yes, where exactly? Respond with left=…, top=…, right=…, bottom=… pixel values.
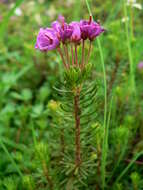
left=0, top=0, right=24, bottom=39
left=0, top=139, right=23, bottom=178
left=85, top=1, right=107, bottom=189
left=123, top=0, right=135, bottom=93
left=129, top=4, right=134, bottom=39
left=114, top=151, right=143, bottom=185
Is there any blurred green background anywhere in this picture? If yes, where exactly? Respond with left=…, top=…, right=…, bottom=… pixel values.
left=0, top=0, right=143, bottom=189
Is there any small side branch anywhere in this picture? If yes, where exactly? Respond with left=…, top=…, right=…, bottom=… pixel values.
left=42, top=161, right=53, bottom=190
left=60, top=128, right=65, bottom=156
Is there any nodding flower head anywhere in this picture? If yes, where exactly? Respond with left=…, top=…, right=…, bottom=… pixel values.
left=52, top=15, right=73, bottom=43
left=70, top=22, right=81, bottom=43
left=35, top=15, right=105, bottom=69
left=80, top=16, right=104, bottom=41
left=88, top=22, right=105, bottom=41
left=35, top=28, right=60, bottom=51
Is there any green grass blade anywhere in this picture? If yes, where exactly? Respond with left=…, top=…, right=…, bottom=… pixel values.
left=114, top=151, right=143, bottom=185
left=31, top=121, right=37, bottom=148
left=105, top=0, right=122, bottom=24
left=3, top=64, right=33, bottom=94
left=0, top=0, right=24, bottom=38
left=0, top=139, right=23, bottom=178
left=101, top=95, right=113, bottom=189
left=107, top=136, right=128, bottom=183
left=15, top=64, right=33, bottom=81
left=123, top=0, right=135, bottom=93
left=104, top=95, right=113, bottom=159
left=1, top=137, right=26, bottom=151
left=85, top=1, right=107, bottom=189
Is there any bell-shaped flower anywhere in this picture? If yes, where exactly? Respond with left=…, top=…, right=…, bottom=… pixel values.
left=70, top=22, right=81, bottom=43
left=35, top=28, right=60, bottom=51
left=51, top=15, right=73, bottom=43
left=80, top=18, right=104, bottom=41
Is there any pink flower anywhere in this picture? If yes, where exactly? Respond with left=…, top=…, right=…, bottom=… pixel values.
left=35, top=15, right=105, bottom=69
left=51, top=15, right=73, bottom=43
left=80, top=17, right=104, bottom=41
left=35, top=28, right=60, bottom=51
left=70, top=22, right=81, bottom=43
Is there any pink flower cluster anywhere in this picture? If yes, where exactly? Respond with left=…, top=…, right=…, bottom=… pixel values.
left=35, top=15, right=104, bottom=69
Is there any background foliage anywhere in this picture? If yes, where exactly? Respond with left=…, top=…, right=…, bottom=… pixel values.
left=0, top=0, right=143, bottom=189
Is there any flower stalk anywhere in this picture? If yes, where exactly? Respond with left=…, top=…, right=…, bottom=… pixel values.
left=87, top=40, right=92, bottom=64
left=81, top=39, right=85, bottom=68
left=75, top=44, right=78, bottom=66
left=57, top=47, right=68, bottom=69
left=71, top=43, right=75, bottom=66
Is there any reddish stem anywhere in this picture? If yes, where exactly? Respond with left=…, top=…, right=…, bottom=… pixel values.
left=42, top=161, right=53, bottom=190
left=81, top=40, right=85, bottom=68
left=86, top=40, right=92, bottom=64
left=65, top=44, right=70, bottom=67
left=63, top=44, right=69, bottom=67
left=125, top=159, right=143, bottom=165
left=75, top=44, right=78, bottom=66
left=74, top=89, right=81, bottom=167
left=88, top=15, right=92, bottom=24
left=71, top=43, right=75, bottom=66
left=57, top=47, right=68, bottom=69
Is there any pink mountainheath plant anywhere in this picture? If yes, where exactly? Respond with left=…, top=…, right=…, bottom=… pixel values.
left=35, top=15, right=104, bottom=175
